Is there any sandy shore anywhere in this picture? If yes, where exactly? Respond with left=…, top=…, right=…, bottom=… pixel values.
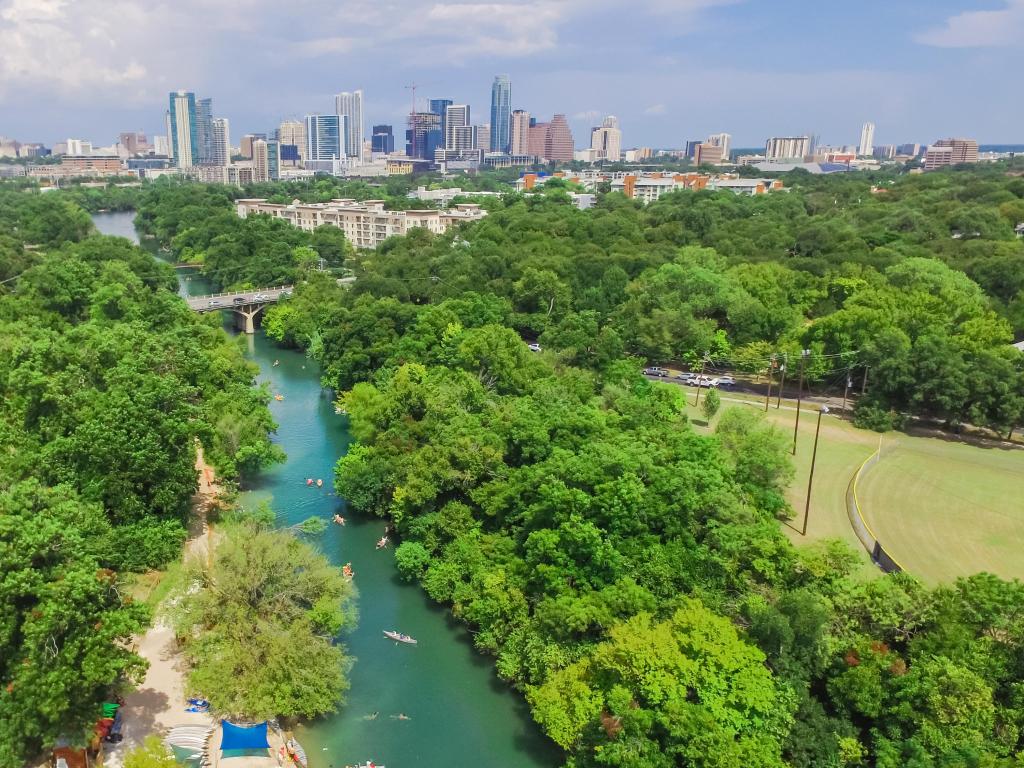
left=104, top=445, right=221, bottom=767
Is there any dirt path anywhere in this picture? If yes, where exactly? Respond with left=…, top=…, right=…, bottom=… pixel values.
left=104, top=444, right=222, bottom=767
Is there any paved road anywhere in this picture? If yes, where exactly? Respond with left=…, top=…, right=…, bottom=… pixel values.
left=185, top=285, right=292, bottom=312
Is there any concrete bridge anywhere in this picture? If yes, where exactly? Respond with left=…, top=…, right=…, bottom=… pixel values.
left=185, top=285, right=292, bottom=333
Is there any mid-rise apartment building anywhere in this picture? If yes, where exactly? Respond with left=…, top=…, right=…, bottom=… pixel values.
left=235, top=198, right=488, bottom=249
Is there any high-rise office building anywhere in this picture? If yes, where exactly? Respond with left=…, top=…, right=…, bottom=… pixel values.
left=510, top=110, right=531, bottom=156
left=544, top=114, right=574, bottom=162
left=240, top=134, right=265, bottom=159
left=406, top=112, right=441, bottom=159
left=195, top=97, right=214, bottom=164
left=489, top=75, right=511, bottom=153
left=278, top=120, right=306, bottom=161
left=528, top=121, right=549, bottom=157
left=167, top=90, right=199, bottom=168
left=684, top=140, right=703, bottom=159
left=694, top=143, right=725, bottom=165
left=118, top=132, right=147, bottom=155
left=211, top=118, right=230, bottom=166
left=476, top=125, right=490, bottom=154
left=335, top=90, right=363, bottom=158
left=764, top=136, right=810, bottom=161
left=428, top=99, right=453, bottom=143
left=925, top=137, right=979, bottom=170
left=153, top=135, right=169, bottom=156
left=590, top=115, right=622, bottom=162
left=305, top=115, right=343, bottom=160
left=450, top=126, right=478, bottom=153
left=707, top=132, right=731, bottom=160
left=859, top=122, right=875, bottom=157
left=65, top=138, right=92, bottom=156
left=371, top=125, right=394, bottom=154
left=444, top=104, right=470, bottom=149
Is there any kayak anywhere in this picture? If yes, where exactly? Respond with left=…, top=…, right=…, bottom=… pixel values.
left=383, top=630, right=417, bottom=645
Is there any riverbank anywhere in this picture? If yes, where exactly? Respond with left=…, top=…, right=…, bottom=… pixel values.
left=105, top=445, right=224, bottom=767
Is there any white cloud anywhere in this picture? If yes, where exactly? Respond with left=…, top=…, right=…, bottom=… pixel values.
left=916, top=0, right=1024, bottom=47
left=297, top=36, right=357, bottom=57
left=644, top=103, right=667, bottom=115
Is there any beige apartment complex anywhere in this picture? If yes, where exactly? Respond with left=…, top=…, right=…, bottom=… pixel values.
left=235, top=198, right=487, bottom=249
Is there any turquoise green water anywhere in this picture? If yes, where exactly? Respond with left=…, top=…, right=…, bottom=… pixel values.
left=92, top=212, right=561, bottom=768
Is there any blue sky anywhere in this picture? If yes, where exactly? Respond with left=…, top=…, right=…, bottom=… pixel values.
left=1, top=0, right=1021, bottom=149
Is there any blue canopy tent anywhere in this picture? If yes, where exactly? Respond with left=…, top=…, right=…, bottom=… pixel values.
left=220, top=721, right=270, bottom=752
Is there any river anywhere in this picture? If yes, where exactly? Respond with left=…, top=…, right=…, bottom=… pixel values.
left=92, top=212, right=560, bottom=768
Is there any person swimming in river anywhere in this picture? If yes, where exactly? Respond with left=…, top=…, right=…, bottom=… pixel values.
left=333, top=514, right=346, bottom=526
left=273, top=359, right=280, bottom=367
left=390, top=713, right=411, bottom=721
left=316, top=478, right=323, bottom=487
left=306, top=478, right=313, bottom=486
left=376, top=535, right=389, bottom=550
left=361, top=711, right=379, bottom=720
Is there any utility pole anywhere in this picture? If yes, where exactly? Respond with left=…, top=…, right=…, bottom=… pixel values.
left=693, top=351, right=709, bottom=408
left=792, top=348, right=809, bottom=455
left=775, top=353, right=788, bottom=409
left=861, top=364, right=869, bottom=395
left=842, top=372, right=852, bottom=413
left=764, top=354, right=776, bottom=412
left=801, top=405, right=829, bottom=536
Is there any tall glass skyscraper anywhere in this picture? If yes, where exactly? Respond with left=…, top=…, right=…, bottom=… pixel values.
left=167, top=90, right=199, bottom=168
left=195, top=97, right=214, bottom=164
left=305, top=114, right=343, bottom=160
left=428, top=98, right=453, bottom=144
left=489, top=75, right=511, bottom=153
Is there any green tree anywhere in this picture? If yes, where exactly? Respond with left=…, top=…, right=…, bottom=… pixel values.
left=702, top=387, right=721, bottom=421
left=171, top=519, right=357, bottom=719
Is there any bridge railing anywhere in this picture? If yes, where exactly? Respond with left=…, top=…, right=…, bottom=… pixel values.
left=188, top=286, right=293, bottom=301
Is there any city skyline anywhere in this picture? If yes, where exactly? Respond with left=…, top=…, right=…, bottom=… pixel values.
left=1, top=1, right=1022, bottom=148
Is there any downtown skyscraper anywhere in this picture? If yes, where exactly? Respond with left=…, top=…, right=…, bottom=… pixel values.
left=489, top=75, right=511, bottom=153
left=305, top=114, right=343, bottom=160
left=335, top=90, right=363, bottom=158
left=195, top=97, right=214, bottom=164
left=167, top=90, right=199, bottom=168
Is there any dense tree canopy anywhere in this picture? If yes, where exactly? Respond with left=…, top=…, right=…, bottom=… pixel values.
left=0, top=189, right=282, bottom=762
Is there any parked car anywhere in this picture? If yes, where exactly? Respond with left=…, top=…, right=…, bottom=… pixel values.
left=695, top=375, right=716, bottom=387
left=232, top=296, right=245, bottom=304
left=643, top=367, right=670, bottom=377
left=715, top=375, right=736, bottom=387
left=527, top=342, right=542, bottom=353
left=253, top=292, right=268, bottom=301
left=207, top=299, right=222, bottom=307
left=675, top=372, right=697, bottom=383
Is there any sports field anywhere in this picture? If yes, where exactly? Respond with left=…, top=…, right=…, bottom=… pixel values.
left=857, top=437, right=1024, bottom=585
left=680, top=385, right=1024, bottom=584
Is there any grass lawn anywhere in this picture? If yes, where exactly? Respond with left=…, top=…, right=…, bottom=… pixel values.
left=856, top=436, right=1024, bottom=585
left=677, top=384, right=1024, bottom=585
left=681, top=389, right=879, bottom=571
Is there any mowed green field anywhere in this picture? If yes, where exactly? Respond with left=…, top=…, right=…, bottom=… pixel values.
left=682, top=391, right=880, bottom=573
left=856, top=437, right=1024, bottom=585
left=678, top=385, right=1024, bottom=584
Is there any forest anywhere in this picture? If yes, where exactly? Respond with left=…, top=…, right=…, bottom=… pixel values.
left=0, top=189, right=284, bottom=766
left=129, top=164, right=1024, bottom=766
left=135, top=163, right=1024, bottom=435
